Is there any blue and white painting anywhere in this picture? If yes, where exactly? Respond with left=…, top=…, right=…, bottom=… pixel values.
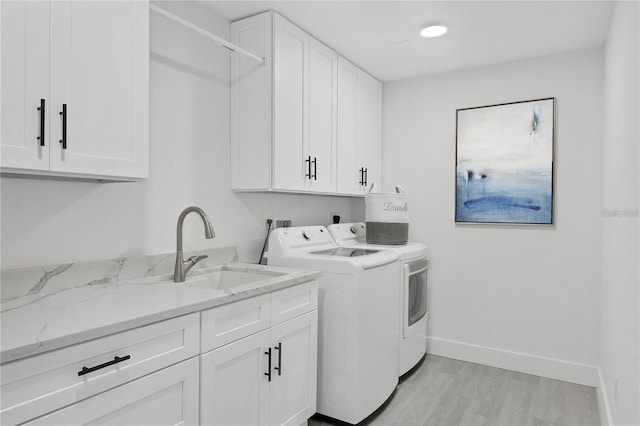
left=455, top=98, right=554, bottom=224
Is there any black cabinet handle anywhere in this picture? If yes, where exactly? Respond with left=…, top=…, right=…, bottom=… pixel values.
left=305, top=156, right=311, bottom=179
left=312, top=157, right=317, bottom=180
left=37, top=99, right=45, bottom=146
left=77, top=355, right=130, bottom=376
left=59, top=104, right=67, bottom=150
left=274, top=342, right=282, bottom=376
left=264, top=348, right=272, bottom=381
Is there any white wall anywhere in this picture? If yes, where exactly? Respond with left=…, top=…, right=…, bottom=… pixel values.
left=0, top=1, right=352, bottom=271
left=600, top=1, right=640, bottom=424
left=382, top=48, right=604, bottom=385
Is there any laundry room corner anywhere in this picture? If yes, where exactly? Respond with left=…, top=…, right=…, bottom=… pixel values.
left=381, top=48, right=605, bottom=385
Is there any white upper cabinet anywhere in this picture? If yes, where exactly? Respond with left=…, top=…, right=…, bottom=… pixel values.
left=0, top=0, right=149, bottom=181
left=336, top=57, right=382, bottom=195
left=1, top=2, right=51, bottom=171
left=48, top=1, right=149, bottom=179
left=232, top=12, right=349, bottom=195
left=308, top=38, right=338, bottom=193
left=272, top=13, right=309, bottom=192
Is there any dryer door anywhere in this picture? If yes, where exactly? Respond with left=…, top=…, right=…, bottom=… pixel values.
left=404, top=258, right=428, bottom=337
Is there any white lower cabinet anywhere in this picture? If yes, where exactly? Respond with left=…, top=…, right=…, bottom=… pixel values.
left=201, top=330, right=271, bottom=426
left=0, top=281, right=318, bottom=426
left=201, top=282, right=318, bottom=426
left=1, top=313, right=200, bottom=426
left=23, top=357, right=199, bottom=426
left=268, top=312, right=318, bottom=426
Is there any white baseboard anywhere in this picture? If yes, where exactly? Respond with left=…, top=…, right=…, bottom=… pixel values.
left=427, top=336, right=599, bottom=387
left=596, top=367, right=614, bottom=426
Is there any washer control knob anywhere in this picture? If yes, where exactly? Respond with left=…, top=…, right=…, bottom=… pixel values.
left=302, top=231, right=310, bottom=241
left=350, top=226, right=356, bottom=234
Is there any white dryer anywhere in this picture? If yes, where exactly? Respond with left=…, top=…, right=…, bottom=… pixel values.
left=266, top=226, right=399, bottom=425
left=328, top=223, right=429, bottom=377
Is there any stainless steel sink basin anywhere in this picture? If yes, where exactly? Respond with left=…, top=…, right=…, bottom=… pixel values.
left=186, top=266, right=286, bottom=290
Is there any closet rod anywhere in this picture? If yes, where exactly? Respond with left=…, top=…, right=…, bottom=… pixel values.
left=150, top=4, right=266, bottom=66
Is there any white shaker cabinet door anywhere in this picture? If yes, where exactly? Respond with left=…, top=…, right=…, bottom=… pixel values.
left=23, top=357, right=199, bottom=426
left=357, top=70, right=382, bottom=192
left=0, top=1, right=50, bottom=171
left=48, top=0, right=148, bottom=179
left=336, top=58, right=361, bottom=195
left=200, top=329, right=271, bottom=426
left=308, top=38, right=338, bottom=193
left=269, top=311, right=318, bottom=426
left=336, top=57, right=381, bottom=195
left=272, top=13, right=309, bottom=192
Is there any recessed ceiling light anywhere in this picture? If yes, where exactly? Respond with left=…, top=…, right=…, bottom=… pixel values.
left=420, top=25, right=447, bottom=38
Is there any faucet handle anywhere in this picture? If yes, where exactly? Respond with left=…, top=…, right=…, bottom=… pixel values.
left=187, top=254, right=208, bottom=264
left=183, top=254, right=208, bottom=277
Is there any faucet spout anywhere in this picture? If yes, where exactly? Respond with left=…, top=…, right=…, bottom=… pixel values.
left=174, top=206, right=215, bottom=283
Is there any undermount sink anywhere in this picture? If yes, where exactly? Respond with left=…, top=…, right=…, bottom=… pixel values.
left=186, top=266, right=286, bottom=290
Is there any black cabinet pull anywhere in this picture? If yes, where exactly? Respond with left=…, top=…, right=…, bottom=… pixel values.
left=264, top=348, right=272, bottom=381
left=305, top=156, right=311, bottom=179
left=37, top=99, right=45, bottom=146
left=77, top=355, right=130, bottom=376
left=59, top=104, right=67, bottom=149
left=274, top=342, right=282, bottom=376
left=312, top=157, right=317, bottom=180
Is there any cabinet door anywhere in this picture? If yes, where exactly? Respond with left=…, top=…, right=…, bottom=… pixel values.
left=201, top=329, right=270, bottom=426
left=269, top=311, right=318, bottom=426
left=357, top=71, right=382, bottom=191
left=336, top=58, right=363, bottom=195
left=1, top=313, right=199, bottom=426
left=48, top=0, right=148, bottom=179
left=23, top=357, right=199, bottom=426
left=336, top=57, right=382, bottom=196
left=0, top=1, right=50, bottom=171
left=308, top=38, right=337, bottom=193
left=272, top=13, right=309, bottom=191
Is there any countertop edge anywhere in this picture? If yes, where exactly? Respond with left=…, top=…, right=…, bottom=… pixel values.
left=1, top=269, right=321, bottom=364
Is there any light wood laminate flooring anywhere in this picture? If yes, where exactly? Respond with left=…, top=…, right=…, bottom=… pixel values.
left=310, top=355, right=600, bottom=426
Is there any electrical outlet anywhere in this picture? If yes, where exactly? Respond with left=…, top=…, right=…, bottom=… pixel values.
left=330, top=212, right=341, bottom=224
left=263, top=212, right=273, bottom=230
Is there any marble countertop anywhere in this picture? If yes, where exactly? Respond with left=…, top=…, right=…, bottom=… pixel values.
left=1, top=261, right=320, bottom=364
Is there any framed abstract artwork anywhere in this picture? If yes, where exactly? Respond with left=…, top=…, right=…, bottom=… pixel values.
left=455, top=98, right=555, bottom=224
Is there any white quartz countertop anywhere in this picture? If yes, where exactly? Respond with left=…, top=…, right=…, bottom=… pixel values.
left=0, top=263, right=320, bottom=364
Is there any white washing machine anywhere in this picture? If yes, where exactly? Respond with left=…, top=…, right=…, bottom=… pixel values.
left=266, top=226, right=400, bottom=425
left=328, top=223, right=429, bottom=377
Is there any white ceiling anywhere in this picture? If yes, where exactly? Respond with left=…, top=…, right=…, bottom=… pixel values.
left=202, top=1, right=614, bottom=82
